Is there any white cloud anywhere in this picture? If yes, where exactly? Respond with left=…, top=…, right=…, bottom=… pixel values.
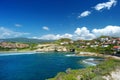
left=78, top=0, right=117, bottom=18
left=31, top=36, right=38, bottom=39
left=0, top=27, right=29, bottom=39
left=42, top=26, right=49, bottom=31
left=78, top=11, right=91, bottom=18
left=39, top=34, right=60, bottom=40
left=59, top=33, right=73, bottom=39
left=94, top=0, right=117, bottom=11
left=74, top=27, right=96, bottom=40
left=15, top=24, right=22, bottom=27
left=37, top=27, right=95, bottom=40
left=92, top=25, right=120, bottom=37
left=39, top=33, right=73, bottom=40
left=74, top=25, right=120, bottom=40
left=32, top=25, right=120, bottom=40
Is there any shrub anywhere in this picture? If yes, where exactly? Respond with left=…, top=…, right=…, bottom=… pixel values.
left=47, top=59, right=120, bottom=80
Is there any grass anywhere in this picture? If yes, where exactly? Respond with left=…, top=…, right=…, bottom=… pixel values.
left=47, top=58, right=120, bottom=80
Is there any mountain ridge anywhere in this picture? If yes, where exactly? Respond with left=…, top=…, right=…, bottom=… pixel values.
left=0, top=37, right=54, bottom=43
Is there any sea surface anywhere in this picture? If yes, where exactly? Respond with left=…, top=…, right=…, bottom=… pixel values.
left=0, top=52, right=103, bottom=80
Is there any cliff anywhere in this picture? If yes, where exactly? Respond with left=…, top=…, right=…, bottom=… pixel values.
left=35, top=44, right=68, bottom=52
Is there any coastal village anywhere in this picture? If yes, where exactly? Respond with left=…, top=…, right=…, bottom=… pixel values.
left=0, top=42, right=29, bottom=51
left=0, top=42, right=29, bottom=49
left=0, top=0, right=120, bottom=80
left=0, top=36, right=120, bottom=55
left=0, top=37, right=120, bottom=80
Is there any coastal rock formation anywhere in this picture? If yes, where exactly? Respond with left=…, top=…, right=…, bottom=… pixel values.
left=35, top=44, right=68, bottom=52
left=78, top=52, right=98, bottom=56
left=103, top=69, right=120, bottom=80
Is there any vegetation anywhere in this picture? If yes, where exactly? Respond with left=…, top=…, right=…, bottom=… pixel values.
left=0, top=36, right=119, bottom=54
left=53, top=36, right=119, bottom=54
left=48, top=59, right=120, bottom=80
left=0, top=46, right=11, bottom=51
left=29, top=43, right=38, bottom=50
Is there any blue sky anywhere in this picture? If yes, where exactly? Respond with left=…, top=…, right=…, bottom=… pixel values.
left=0, top=0, right=120, bottom=40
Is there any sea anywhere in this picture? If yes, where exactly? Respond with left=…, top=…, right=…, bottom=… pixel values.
left=0, top=52, right=103, bottom=80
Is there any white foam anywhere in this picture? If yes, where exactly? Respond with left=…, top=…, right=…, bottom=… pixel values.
left=82, top=60, right=97, bottom=66
left=85, top=58, right=94, bottom=61
left=82, top=58, right=97, bottom=66
left=65, top=54, right=76, bottom=57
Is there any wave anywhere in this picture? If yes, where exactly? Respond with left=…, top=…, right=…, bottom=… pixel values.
left=82, top=58, right=99, bottom=66
left=65, top=54, right=76, bottom=57
left=82, top=60, right=97, bottom=66
left=85, top=58, right=94, bottom=61
left=0, top=52, right=36, bottom=56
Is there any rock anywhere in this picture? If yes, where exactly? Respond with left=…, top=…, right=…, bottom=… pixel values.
left=103, top=69, right=120, bottom=80
left=35, top=44, right=67, bottom=52
left=79, top=52, right=98, bottom=56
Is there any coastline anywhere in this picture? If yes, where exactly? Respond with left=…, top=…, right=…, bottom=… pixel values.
left=76, top=51, right=120, bottom=60
left=0, top=50, right=36, bottom=53
left=0, top=50, right=120, bottom=80
left=48, top=58, right=120, bottom=80
left=0, top=50, right=40, bottom=56
left=0, top=51, right=37, bottom=56
left=0, top=50, right=120, bottom=60
left=0, top=51, right=34, bottom=54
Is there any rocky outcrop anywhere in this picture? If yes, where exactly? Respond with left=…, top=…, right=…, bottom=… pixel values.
left=35, top=44, right=68, bottom=52
left=78, top=52, right=99, bottom=56
left=103, top=69, right=120, bottom=80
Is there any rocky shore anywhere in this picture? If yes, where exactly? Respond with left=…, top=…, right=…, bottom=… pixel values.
left=76, top=52, right=120, bottom=80
left=103, top=68, right=120, bottom=80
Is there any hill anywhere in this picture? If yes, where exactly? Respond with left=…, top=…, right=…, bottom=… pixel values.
left=0, top=38, right=54, bottom=43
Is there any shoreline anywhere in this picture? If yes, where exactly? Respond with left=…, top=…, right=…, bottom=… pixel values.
left=0, top=51, right=37, bottom=56
left=0, top=50, right=36, bottom=53
left=76, top=51, right=120, bottom=60
left=0, top=50, right=120, bottom=60
left=0, top=51, right=119, bottom=80
left=48, top=59, right=120, bottom=80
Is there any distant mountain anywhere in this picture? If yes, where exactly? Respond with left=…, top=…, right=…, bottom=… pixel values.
left=0, top=38, right=54, bottom=43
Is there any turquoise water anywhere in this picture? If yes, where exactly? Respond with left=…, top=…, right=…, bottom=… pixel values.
left=0, top=52, right=102, bottom=80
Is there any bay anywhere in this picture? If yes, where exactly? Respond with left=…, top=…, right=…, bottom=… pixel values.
left=0, top=52, right=102, bottom=80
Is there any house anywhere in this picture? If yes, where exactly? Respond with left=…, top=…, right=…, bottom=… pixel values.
left=60, top=42, right=69, bottom=45
left=113, top=46, right=120, bottom=54
left=90, top=45, right=98, bottom=48
left=113, top=46, right=120, bottom=51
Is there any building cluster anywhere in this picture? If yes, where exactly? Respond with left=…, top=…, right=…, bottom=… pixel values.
left=59, top=36, right=120, bottom=53
left=89, top=37, right=120, bottom=48
left=0, top=36, right=120, bottom=53
left=0, top=42, right=29, bottom=49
